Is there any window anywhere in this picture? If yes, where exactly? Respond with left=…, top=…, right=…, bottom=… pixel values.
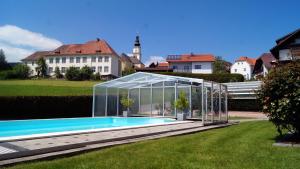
left=48, top=67, right=53, bottom=73
left=235, top=69, right=237, bottom=72
left=49, top=58, right=53, bottom=64
left=104, top=66, right=109, bottom=72
left=82, top=57, right=87, bottom=63
left=62, top=57, right=66, bottom=63
left=172, top=65, right=178, bottom=69
left=55, top=58, right=60, bottom=63
left=91, top=57, right=96, bottom=62
left=76, top=57, right=80, bottom=63
left=98, top=56, right=102, bottom=62
left=98, top=66, right=102, bottom=72
left=104, top=56, right=109, bottom=62
left=244, top=68, right=246, bottom=71
left=70, top=57, right=74, bottom=63
left=194, top=65, right=202, bottom=69
left=61, top=67, right=66, bottom=73
left=91, top=66, right=96, bottom=72
left=184, top=65, right=190, bottom=71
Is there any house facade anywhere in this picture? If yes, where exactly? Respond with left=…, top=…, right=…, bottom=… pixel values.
left=230, top=56, right=256, bottom=80
left=270, top=28, right=300, bottom=62
left=166, top=54, right=215, bottom=74
left=252, top=53, right=276, bottom=78
left=22, top=39, right=120, bottom=78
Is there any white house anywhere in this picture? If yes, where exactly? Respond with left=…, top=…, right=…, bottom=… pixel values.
left=22, top=39, right=120, bottom=78
left=230, top=56, right=256, bottom=80
left=252, top=53, right=276, bottom=78
left=166, top=54, right=215, bottom=74
left=270, top=28, right=300, bottom=62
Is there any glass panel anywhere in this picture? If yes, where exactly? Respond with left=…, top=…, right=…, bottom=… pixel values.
left=94, top=86, right=106, bottom=116
left=107, top=87, right=117, bottom=116
left=177, top=86, right=191, bottom=116
left=118, top=88, right=128, bottom=116
left=152, top=88, right=164, bottom=116
left=140, top=88, right=151, bottom=116
left=129, top=88, right=139, bottom=116
left=191, top=86, right=202, bottom=118
left=213, top=84, right=220, bottom=122
left=164, top=87, right=175, bottom=117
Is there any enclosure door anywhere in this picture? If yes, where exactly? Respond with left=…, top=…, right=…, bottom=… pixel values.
left=164, top=87, right=175, bottom=117
left=191, top=86, right=202, bottom=118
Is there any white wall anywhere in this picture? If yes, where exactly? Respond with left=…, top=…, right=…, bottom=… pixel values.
left=24, top=54, right=120, bottom=77
left=230, top=61, right=252, bottom=80
left=169, top=62, right=213, bottom=74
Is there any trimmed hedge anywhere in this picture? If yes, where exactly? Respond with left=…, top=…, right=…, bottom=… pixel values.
left=0, top=97, right=258, bottom=120
left=0, top=96, right=92, bottom=120
left=154, top=72, right=244, bottom=83
left=228, top=99, right=260, bottom=111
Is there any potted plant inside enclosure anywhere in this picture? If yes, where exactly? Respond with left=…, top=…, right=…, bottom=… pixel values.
left=120, top=95, right=134, bottom=117
left=174, top=91, right=189, bottom=120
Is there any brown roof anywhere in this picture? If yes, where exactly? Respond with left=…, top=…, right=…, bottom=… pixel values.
left=135, top=67, right=173, bottom=72
left=158, top=62, right=169, bottom=67
left=166, top=54, right=215, bottom=62
left=235, top=56, right=256, bottom=66
left=21, top=51, right=52, bottom=61
left=120, top=53, right=132, bottom=62
left=22, top=39, right=119, bottom=61
left=129, top=57, right=144, bottom=65
left=253, top=53, right=276, bottom=74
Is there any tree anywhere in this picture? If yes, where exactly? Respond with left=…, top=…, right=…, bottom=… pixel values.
left=35, top=57, right=48, bottom=77
left=54, top=67, right=63, bottom=79
left=80, top=66, right=93, bottom=80
left=65, top=67, right=81, bottom=81
left=257, top=61, right=300, bottom=137
left=174, top=91, right=189, bottom=113
left=122, top=67, right=135, bottom=76
left=0, top=49, right=10, bottom=71
left=213, top=56, right=229, bottom=74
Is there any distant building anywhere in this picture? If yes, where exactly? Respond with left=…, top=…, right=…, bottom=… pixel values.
left=135, top=61, right=173, bottom=73
left=166, top=54, right=215, bottom=74
left=120, top=36, right=145, bottom=71
left=252, top=53, right=276, bottom=78
left=230, top=56, right=256, bottom=80
left=22, top=39, right=120, bottom=78
left=270, top=28, right=300, bottom=62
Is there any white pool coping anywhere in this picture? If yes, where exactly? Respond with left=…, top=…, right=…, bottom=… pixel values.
left=0, top=120, right=193, bottom=142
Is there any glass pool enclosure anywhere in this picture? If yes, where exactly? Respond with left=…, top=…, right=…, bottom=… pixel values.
left=93, top=72, right=228, bottom=125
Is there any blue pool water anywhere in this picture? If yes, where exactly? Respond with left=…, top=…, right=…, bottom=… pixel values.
left=0, top=117, right=175, bottom=138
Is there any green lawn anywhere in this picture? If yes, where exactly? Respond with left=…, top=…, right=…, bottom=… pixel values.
left=0, top=79, right=102, bottom=96
left=7, top=121, right=300, bottom=169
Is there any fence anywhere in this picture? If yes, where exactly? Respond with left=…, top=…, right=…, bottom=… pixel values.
left=223, top=81, right=262, bottom=99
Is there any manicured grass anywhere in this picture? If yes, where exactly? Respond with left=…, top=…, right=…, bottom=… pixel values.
left=7, top=121, right=300, bottom=169
left=0, top=79, right=102, bottom=96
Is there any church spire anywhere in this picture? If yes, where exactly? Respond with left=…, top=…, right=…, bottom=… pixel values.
left=134, top=35, right=140, bottom=47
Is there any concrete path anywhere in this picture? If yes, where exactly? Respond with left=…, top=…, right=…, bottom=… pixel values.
left=0, top=121, right=233, bottom=167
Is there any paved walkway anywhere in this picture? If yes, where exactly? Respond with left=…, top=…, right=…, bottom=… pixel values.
left=0, top=121, right=233, bottom=166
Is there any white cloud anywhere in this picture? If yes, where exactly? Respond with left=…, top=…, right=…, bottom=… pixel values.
left=144, top=56, right=166, bottom=67
left=0, top=25, right=62, bottom=62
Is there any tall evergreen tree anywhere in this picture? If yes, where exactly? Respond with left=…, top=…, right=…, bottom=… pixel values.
left=0, top=49, right=10, bottom=71
left=35, top=57, right=48, bottom=77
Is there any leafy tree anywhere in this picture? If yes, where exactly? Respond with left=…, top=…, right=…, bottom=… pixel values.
left=54, top=67, right=63, bottom=79
left=0, top=49, right=10, bottom=71
left=35, top=57, right=48, bottom=77
left=91, top=72, right=101, bottom=80
left=80, top=66, right=93, bottom=80
left=213, top=56, right=229, bottom=74
left=257, top=61, right=300, bottom=137
left=65, top=67, right=81, bottom=81
left=174, top=91, right=189, bottom=113
left=122, top=67, right=135, bottom=76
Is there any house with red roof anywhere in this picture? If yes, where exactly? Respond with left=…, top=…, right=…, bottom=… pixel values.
left=166, top=53, right=215, bottom=74
left=252, top=53, right=276, bottom=78
left=230, top=56, right=256, bottom=80
left=22, top=38, right=120, bottom=78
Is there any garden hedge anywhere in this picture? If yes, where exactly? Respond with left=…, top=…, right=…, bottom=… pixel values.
left=154, top=72, right=244, bottom=83
left=0, top=96, right=258, bottom=120
left=0, top=96, right=92, bottom=120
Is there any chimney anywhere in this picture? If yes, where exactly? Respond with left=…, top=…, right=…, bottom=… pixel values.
left=96, top=38, right=100, bottom=41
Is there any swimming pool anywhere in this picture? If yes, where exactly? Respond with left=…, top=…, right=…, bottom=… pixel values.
left=0, top=117, right=176, bottom=139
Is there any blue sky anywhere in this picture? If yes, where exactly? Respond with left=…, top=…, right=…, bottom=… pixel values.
left=1, top=0, right=300, bottom=63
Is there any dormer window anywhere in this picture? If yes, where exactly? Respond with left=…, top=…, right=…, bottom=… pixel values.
left=76, top=50, right=81, bottom=53
left=95, top=50, right=101, bottom=53
left=55, top=51, right=60, bottom=54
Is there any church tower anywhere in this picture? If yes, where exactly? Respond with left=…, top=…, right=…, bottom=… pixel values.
left=132, top=35, right=141, bottom=61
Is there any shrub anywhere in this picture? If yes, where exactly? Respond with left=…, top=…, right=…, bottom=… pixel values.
left=91, top=72, right=101, bottom=81
left=0, top=64, right=30, bottom=79
left=174, top=91, right=189, bottom=113
left=155, top=72, right=244, bottom=83
left=54, top=67, right=63, bottom=79
left=80, top=66, right=93, bottom=80
left=65, top=67, right=81, bottom=81
left=120, top=95, right=134, bottom=111
left=257, top=61, right=300, bottom=136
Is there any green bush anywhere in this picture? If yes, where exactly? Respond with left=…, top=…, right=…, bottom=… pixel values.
left=0, top=64, right=30, bottom=79
left=80, top=65, right=93, bottom=80
left=65, top=67, right=81, bottom=81
left=257, top=61, right=300, bottom=136
left=54, top=67, right=63, bottom=79
left=91, top=72, right=101, bottom=80
left=155, top=72, right=244, bottom=83
left=174, top=91, right=189, bottom=113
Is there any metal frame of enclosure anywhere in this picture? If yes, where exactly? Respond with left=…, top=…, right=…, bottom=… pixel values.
left=93, top=72, right=228, bottom=125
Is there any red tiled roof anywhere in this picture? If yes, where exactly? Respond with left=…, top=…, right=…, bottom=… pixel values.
left=158, top=62, right=169, bottom=67
left=22, top=39, right=118, bottom=61
left=236, top=56, right=256, bottom=66
left=166, top=54, right=215, bottom=62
